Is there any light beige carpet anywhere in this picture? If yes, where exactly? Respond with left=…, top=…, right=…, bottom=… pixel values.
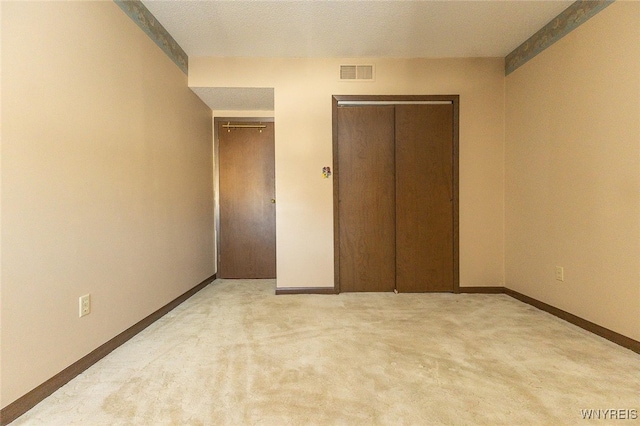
left=11, top=279, right=640, bottom=425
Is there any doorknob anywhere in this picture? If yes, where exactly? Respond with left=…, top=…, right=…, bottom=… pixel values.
left=270, top=199, right=276, bottom=204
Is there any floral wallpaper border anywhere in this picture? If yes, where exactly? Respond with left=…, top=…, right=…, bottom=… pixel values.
left=114, top=0, right=612, bottom=78
left=505, top=0, right=614, bottom=76
left=114, top=0, right=188, bottom=75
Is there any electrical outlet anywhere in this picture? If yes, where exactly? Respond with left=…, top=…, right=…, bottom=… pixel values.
left=555, top=266, right=564, bottom=282
left=79, top=294, right=91, bottom=317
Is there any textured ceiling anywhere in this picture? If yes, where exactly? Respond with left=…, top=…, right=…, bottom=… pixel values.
left=191, top=87, right=275, bottom=111
left=141, top=0, right=574, bottom=111
left=142, top=0, right=573, bottom=59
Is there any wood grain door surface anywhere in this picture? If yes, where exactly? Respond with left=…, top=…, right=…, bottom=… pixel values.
left=337, top=106, right=396, bottom=292
left=336, top=103, right=454, bottom=293
left=219, top=122, right=276, bottom=278
left=395, top=104, right=453, bottom=292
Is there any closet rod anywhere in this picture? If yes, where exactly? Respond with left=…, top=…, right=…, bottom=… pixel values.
left=222, top=123, right=267, bottom=129
left=338, top=101, right=452, bottom=106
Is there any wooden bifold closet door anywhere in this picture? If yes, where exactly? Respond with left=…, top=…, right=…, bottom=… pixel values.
left=337, top=106, right=396, bottom=292
left=336, top=99, right=456, bottom=293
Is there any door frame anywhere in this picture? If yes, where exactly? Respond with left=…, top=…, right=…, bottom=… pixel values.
left=214, top=116, right=276, bottom=277
left=332, top=95, right=460, bottom=293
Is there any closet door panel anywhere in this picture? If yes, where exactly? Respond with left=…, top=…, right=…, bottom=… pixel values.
left=395, top=104, right=454, bottom=292
left=338, top=106, right=396, bottom=292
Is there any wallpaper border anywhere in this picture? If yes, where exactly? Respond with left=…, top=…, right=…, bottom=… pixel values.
left=505, top=0, right=614, bottom=76
left=114, top=0, right=188, bottom=74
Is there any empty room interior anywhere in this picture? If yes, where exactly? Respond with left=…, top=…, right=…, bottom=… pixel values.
left=1, top=0, right=639, bottom=424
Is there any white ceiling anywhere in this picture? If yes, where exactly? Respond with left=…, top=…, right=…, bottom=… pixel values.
left=141, top=0, right=574, bottom=110
left=142, top=0, right=573, bottom=58
left=191, top=87, right=275, bottom=110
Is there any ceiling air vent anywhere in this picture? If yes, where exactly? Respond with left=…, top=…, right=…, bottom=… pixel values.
left=340, top=65, right=374, bottom=81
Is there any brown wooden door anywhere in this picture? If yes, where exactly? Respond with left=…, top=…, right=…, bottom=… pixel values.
left=335, top=98, right=456, bottom=293
left=337, top=106, right=396, bottom=292
left=219, top=122, right=276, bottom=278
left=395, top=104, right=453, bottom=292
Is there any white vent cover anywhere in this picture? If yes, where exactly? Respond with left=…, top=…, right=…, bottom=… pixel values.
left=340, top=65, right=374, bottom=81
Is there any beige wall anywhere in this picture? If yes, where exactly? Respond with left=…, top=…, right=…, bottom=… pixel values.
left=1, top=2, right=214, bottom=407
left=190, top=57, right=506, bottom=290
left=505, top=2, right=640, bottom=341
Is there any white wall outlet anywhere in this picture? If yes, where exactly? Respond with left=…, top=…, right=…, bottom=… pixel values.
left=79, top=294, right=91, bottom=317
left=555, top=266, right=564, bottom=282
